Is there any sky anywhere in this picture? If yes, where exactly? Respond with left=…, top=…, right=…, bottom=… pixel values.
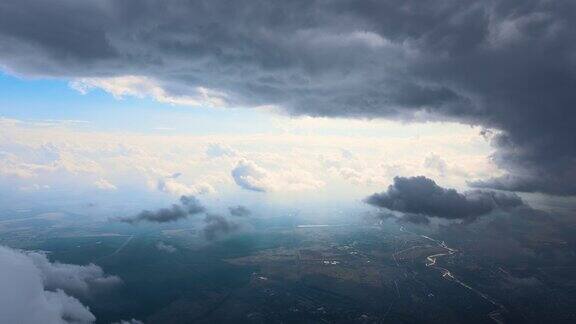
left=1, top=0, right=576, bottom=217
left=0, top=69, right=498, bottom=215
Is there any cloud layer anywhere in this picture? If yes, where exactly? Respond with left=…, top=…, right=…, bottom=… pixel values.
left=365, top=176, right=526, bottom=221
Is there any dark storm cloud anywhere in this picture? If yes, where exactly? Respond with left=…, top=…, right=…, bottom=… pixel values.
left=365, top=176, right=526, bottom=221
left=203, top=214, right=239, bottom=241
left=119, top=195, right=205, bottom=224
left=228, top=205, right=251, bottom=217
left=2, top=0, right=576, bottom=195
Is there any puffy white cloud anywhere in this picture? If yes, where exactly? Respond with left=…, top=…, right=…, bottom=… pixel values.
left=231, top=159, right=270, bottom=192
left=0, top=245, right=122, bottom=324
left=231, top=159, right=324, bottom=193
left=156, top=177, right=215, bottom=196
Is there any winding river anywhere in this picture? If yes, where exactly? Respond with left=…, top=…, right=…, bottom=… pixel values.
left=399, top=226, right=507, bottom=323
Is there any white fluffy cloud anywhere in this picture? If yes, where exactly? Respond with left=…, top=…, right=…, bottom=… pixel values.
left=26, top=251, right=122, bottom=296
left=231, top=159, right=270, bottom=192
left=156, top=176, right=215, bottom=196
left=0, top=245, right=121, bottom=324
left=231, top=159, right=324, bottom=193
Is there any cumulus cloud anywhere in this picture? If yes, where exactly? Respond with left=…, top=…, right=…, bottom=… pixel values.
left=203, top=214, right=239, bottom=241
left=231, top=159, right=323, bottom=192
left=0, top=245, right=120, bottom=324
left=0, top=122, right=235, bottom=209
left=0, top=141, right=103, bottom=182
left=328, top=166, right=389, bottom=187
left=156, top=176, right=215, bottom=196
left=1, top=0, right=575, bottom=195
left=119, top=195, right=205, bottom=224
left=228, top=205, right=251, bottom=217
left=365, top=176, right=526, bottom=222
left=27, top=251, right=122, bottom=296
left=231, top=159, right=270, bottom=192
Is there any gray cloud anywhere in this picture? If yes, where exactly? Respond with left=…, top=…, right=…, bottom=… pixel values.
left=203, top=214, right=239, bottom=241
left=1, top=0, right=575, bottom=195
left=119, top=195, right=205, bottom=224
left=121, top=205, right=187, bottom=224
left=228, top=205, right=251, bottom=217
left=365, top=176, right=526, bottom=221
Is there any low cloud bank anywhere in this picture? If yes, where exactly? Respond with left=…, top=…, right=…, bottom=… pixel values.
left=119, top=196, right=245, bottom=241
left=119, top=195, right=205, bottom=224
left=365, top=176, right=527, bottom=223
